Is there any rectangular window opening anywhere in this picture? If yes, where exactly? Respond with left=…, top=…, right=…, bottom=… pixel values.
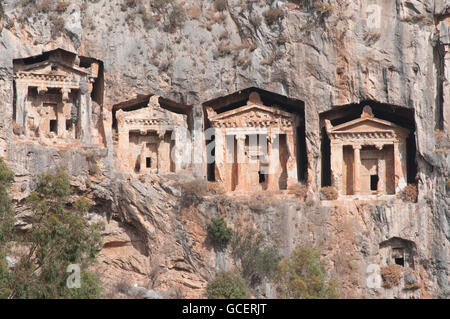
left=146, top=157, right=151, bottom=168
left=66, top=119, right=72, bottom=130
left=258, top=171, right=266, bottom=183
left=395, top=258, right=404, bottom=266
left=50, top=120, right=57, bottom=133
left=370, top=174, right=378, bottom=191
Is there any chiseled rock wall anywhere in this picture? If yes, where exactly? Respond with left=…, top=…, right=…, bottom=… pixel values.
left=0, top=0, right=448, bottom=298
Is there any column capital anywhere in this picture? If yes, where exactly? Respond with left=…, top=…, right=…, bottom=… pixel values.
left=37, top=86, right=47, bottom=95
left=268, top=133, right=279, bottom=143
left=330, top=141, right=343, bottom=147
left=375, top=143, right=384, bottom=150
left=235, top=133, right=246, bottom=141
left=61, top=88, right=70, bottom=102
left=15, top=81, right=28, bottom=91
left=352, top=144, right=362, bottom=150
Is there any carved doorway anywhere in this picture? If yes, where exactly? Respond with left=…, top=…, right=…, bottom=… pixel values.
left=361, top=158, right=377, bottom=194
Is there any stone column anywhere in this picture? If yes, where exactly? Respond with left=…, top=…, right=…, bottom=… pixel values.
left=330, top=141, right=343, bottom=195
left=56, top=101, right=65, bottom=137
left=172, top=127, right=187, bottom=173
left=225, top=134, right=236, bottom=192
left=376, top=144, right=385, bottom=195
left=15, top=82, right=28, bottom=130
left=139, top=142, right=147, bottom=173
left=59, top=88, right=71, bottom=138
left=213, top=128, right=225, bottom=182
left=158, top=133, right=170, bottom=173
left=192, top=105, right=206, bottom=178
left=235, top=134, right=247, bottom=191
left=267, top=134, right=280, bottom=191
left=285, top=131, right=298, bottom=188
left=116, top=110, right=130, bottom=171
left=394, top=142, right=407, bottom=193
left=353, top=145, right=362, bottom=195
left=79, top=78, right=92, bottom=144
left=247, top=134, right=260, bottom=189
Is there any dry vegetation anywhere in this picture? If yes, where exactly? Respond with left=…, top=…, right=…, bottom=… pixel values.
left=401, top=183, right=418, bottom=202
left=320, top=186, right=338, bottom=200
left=87, top=155, right=101, bottom=176
left=179, top=179, right=208, bottom=206
left=207, top=182, right=226, bottom=195
left=213, top=0, right=227, bottom=12
left=381, top=264, right=403, bottom=288
left=288, top=184, right=307, bottom=201
left=263, top=7, right=284, bottom=26
left=434, top=129, right=444, bottom=144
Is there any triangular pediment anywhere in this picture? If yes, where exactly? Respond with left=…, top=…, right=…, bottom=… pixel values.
left=121, top=105, right=186, bottom=126
left=332, top=117, right=406, bottom=134
left=210, top=104, right=293, bottom=122
left=18, top=61, right=89, bottom=76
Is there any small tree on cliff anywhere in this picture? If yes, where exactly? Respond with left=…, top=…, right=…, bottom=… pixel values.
left=0, top=166, right=104, bottom=299
left=206, top=271, right=248, bottom=299
left=274, top=246, right=339, bottom=299
left=0, top=158, right=15, bottom=298
left=207, top=218, right=232, bottom=249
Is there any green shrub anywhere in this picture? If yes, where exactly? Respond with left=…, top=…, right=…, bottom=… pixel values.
left=0, top=158, right=15, bottom=299
left=316, top=3, right=332, bottom=16
left=206, top=271, right=248, bottom=299
left=275, top=246, right=339, bottom=299
left=208, top=218, right=232, bottom=248
left=231, top=227, right=280, bottom=285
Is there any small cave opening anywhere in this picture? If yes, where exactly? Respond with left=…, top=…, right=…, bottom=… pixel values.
left=380, top=237, right=416, bottom=269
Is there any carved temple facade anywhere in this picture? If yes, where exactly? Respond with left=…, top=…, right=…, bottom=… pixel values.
left=206, top=91, right=303, bottom=192
left=13, top=49, right=104, bottom=146
left=10, top=49, right=416, bottom=198
left=325, top=106, right=410, bottom=197
left=115, top=95, right=192, bottom=174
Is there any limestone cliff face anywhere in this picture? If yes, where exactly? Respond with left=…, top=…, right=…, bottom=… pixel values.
left=0, top=0, right=448, bottom=298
